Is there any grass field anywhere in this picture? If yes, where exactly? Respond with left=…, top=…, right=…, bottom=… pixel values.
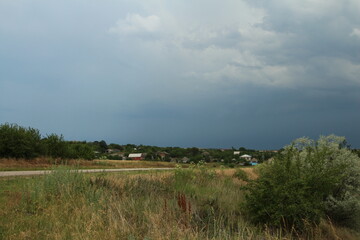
left=1, top=166, right=359, bottom=240
left=0, top=158, right=180, bottom=171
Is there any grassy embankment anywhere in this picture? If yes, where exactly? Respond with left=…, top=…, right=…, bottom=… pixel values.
left=0, top=166, right=358, bottom=240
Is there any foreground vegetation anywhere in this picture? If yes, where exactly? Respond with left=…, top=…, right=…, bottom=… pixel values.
left=0, top=166, right=359, bottom=239
left=245, top=135, right=360, bottom=232
left=1, top=134, right=359, bottom=239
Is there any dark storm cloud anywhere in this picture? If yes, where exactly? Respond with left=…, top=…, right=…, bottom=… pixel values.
left=0, top=0, right=359, bottom=148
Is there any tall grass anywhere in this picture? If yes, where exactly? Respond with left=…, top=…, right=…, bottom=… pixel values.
left=0, top=166, right=359, bottom=239
left=0, top=158, right=178, bottom=171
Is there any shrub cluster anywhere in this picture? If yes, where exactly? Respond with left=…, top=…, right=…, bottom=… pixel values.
left=244, top=135, right=360, bottom=231
left=233, top=168, right=249, bottom=182
left=0, top=123, right=42, bottom=158
left=0, top=123, right=95, bottom=160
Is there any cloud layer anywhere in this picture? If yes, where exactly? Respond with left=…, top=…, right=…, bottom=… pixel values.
left=1, top=0, right=359, bottom=148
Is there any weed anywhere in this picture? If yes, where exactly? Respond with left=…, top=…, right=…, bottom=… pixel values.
left=233, top=168, right=249, bottom=182
left=0, top=166, right=359, bottom=239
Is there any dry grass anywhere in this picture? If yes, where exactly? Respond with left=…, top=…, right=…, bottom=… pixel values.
left=217, top=167, right=257, bottom=179
left=0, top=158, right=178, bottom=171
left=93, top=160, right=178, bottom=168
left=0, top=167, right=358, bottom=240
left=0, top=157, right=100, bottom=170
left=0, top=158, right=53, bottom=169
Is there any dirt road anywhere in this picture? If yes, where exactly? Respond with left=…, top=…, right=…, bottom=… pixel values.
left=0, top=168, right=174, bottom=177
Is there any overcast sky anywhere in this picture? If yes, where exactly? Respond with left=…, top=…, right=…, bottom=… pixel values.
left=1, top=0, right=359, bottom=149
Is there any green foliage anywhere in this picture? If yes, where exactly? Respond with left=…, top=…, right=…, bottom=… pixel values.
left=0, top=123, right=42, bottom=158
left=233, top=168, right=249, bottom=181
left=90, top=140, right=108, bottom=153
left=106, top=155, right=123, bottom=160
left=0, top=123, right=96, bottom=160
left=173, top=162, right=216, bottom=195
left=1, top=168, right=359, bottom=239
left=107, top=143, right=122, bottom=150
left=244, top=135, right=360, bottom=232
left=31, top=167, right=95, bottom=200
left=42, top=134, right=67, bottom=158
left=21, top=167, right=107, bottom=220
left=66, top=143, right=95, bottom=160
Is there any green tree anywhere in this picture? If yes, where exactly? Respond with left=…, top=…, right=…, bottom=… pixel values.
left=42, top=134, right=67, bottom=158
left=108, top=143, right=123, bottom=150
left=99, top=140, right=108, bottom=152
left=67, top=143, right=95, bottom=160
left=188, top=147, right=200, bottom=156
left=91, top=140, right=108, bottom=153
left=0, top=123, right=42, bottom=158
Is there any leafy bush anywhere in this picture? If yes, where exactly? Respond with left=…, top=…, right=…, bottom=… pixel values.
left=42, top=134, right=68, bottom=158
left=0, top=123, right=96, bottom=160
left=227, top=163, right=235, bottom=168
left=244, top=135, right=360, bottom=231
left=0, top=123, right=42, bottom=158
left=107, top=155, right=123, bottom=160
left=233, top=168, right=249, bottom=181
left=66, top=143, right=95, bottom=160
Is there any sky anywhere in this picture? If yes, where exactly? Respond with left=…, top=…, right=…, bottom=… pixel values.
left=0, top=0, right=360, bottom=149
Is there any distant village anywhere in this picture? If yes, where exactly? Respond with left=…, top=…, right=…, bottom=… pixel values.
left=0, top=123, right=296, bottom=162
left=3, top=123, right=359, bottom=164
left=91, top=141, right=279, bottom=166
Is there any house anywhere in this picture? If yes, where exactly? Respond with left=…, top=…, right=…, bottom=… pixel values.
left=106, top=149, right=121, bottom=154
left=128, top=153, right=145, bottom=160
left=202, top=151, right=210, bottom=156
left=157, top=152, right=169, bottom=160
left=240, top=154, right=252, bottom=161
left=110, top=152, right=125, bottom=157
left=250, top=158, right=258, bottom=166
left=233, top=151, right=240, bottom=155
left=182, top=157, right=190, bottom=163
left=220, top=149, right=231, bottom=152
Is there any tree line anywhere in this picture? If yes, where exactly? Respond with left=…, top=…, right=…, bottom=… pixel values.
left=0, top=123, right=94, bottom=159
left=99, top=143, right=278, bottom=163
left=0, top=122, right=279, bottom=162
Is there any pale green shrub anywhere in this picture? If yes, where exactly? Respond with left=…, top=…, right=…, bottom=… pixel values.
left=244, top=135, right=360, bottom=231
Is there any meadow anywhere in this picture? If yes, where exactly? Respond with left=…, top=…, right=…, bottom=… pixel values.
left=0, top=158, right=179, bottom=171
left=1, top=165, right=358, bottom=240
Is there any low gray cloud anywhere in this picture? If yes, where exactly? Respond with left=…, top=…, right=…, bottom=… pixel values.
left=0, top=0, right=359, bottom=148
